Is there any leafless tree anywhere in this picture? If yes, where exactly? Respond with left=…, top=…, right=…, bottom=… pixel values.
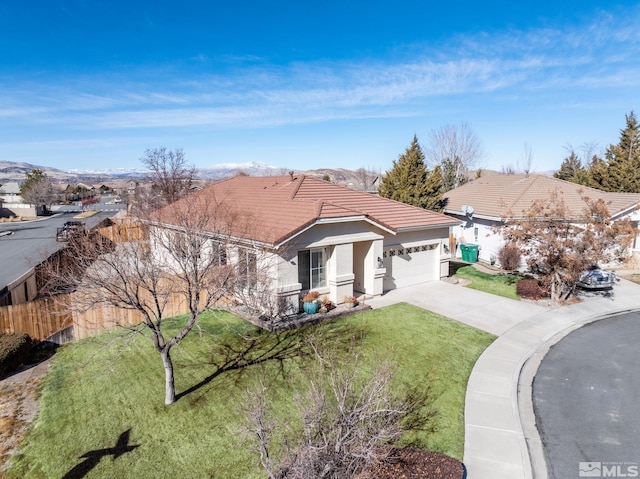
left=501, top=163, right=516, bottom=175
left=353, top=167, right=380, bottom=192
left=139, top=147, right=197, bottom=208
left=41, top=187, right=294, bottom=404
left=20, top=169, right=58, bottom=209
left=244, top=346, right=434, bottom=479
left=425, top=122, right=484, bottom=189
left=520, top=142, right=533, bottom=176
left=500, top=190, right=636, bottom=302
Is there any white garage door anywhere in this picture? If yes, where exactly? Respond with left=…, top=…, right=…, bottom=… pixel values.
left=383, top=243, right=438, bottom=290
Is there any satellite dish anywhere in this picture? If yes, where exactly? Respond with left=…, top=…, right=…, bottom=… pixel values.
left=461, top=205, right=474, bottom=217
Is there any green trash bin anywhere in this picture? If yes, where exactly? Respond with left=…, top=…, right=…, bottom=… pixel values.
left=467, top=244, right=479, bottom=263
left=460, top=244, right=469, bottom=262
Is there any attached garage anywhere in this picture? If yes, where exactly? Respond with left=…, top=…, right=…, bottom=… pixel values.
left=383, top=242, right=439, bottom=290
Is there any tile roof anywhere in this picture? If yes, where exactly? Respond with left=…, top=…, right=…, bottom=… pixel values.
left=443, top=172, right=640, bottom=220
left=160, top=174, right=460, bottom=246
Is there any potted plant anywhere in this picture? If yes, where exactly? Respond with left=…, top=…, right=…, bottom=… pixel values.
left=343, top=295, right=359, bottom=308
left=302, top=290, right=321, bottom=314
left=322, top=295, right=335, bottom=312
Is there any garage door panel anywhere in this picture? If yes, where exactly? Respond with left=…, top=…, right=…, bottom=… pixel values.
left=383, top=244, right=438, bottom=290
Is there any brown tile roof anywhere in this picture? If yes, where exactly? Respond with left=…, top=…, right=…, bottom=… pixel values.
left=443, top=172, right=640, bottom=220
left=161, top=175, right=459, bottom=246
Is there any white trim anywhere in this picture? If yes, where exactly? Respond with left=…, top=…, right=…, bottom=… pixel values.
left=278, top=216, right=396, bottom=248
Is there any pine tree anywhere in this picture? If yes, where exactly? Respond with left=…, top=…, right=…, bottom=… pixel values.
left=441, top=157, right=469, bottom=192
left=554, top=151, right=582, bottom=181
left=378, top=135, right=443, bottom=211
left=602, top=111, right=640, bottom=192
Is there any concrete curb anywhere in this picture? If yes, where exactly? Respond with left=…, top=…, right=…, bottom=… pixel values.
left=367, top=277, right=640, bottom=479
left=463, top=277, right=640, bottom=479
left=517, top=308, right=640, bottom=479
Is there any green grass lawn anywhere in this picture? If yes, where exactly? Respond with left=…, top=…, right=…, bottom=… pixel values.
left=9, top=304, right=495, bottom=479
left=454, top=265, right=521, bottom=300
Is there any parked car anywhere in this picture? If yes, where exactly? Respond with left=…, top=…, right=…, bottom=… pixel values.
left=577, top=267, right=616, bottom=290
left=56, top=221, right=85, bottom=242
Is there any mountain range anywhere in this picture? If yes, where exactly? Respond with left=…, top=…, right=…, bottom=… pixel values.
left=0, top=160, right=380, bottom=188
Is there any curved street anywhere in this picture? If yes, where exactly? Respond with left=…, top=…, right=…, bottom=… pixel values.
left=533, top=312, right=640, bottom=479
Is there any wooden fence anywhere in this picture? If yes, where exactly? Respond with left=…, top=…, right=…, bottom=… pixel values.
left=96, top=223, right=145, bottom=243
left=0, top=292, right=193, bottom=343
left=0, top=297, right=73, bottom=342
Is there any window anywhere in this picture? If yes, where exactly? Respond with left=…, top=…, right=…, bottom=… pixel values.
left=238, top=249, right=257, bottom=289
left=298, top=248, right=326, bottom=290
left=211, top=241, right=227, bottom=266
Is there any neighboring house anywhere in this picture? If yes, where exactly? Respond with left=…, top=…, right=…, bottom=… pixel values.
left=0, top=181, right=44, bottom=217
left=0, top=182, right=23, bottom=203
left=154, top=174, right=460, bottom=314
left=443, top=172, right=640, bottom=265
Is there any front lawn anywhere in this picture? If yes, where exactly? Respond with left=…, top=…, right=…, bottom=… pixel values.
left=454, top=265, right=520, bottom=300
left=9, top=304, right=495, bottom=479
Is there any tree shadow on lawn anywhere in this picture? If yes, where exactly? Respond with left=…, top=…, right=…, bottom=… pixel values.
left=62, top=429, right=139, bottom=479
left=176, top=320, right=370, bottom=403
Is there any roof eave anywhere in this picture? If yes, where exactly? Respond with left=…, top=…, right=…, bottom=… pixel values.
left=396, top=221, right=462, bottom=233
left=275, top=215, right=397, bottom=248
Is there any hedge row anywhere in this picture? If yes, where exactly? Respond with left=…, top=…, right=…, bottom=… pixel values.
left=0, top=333, right=34, bottom=377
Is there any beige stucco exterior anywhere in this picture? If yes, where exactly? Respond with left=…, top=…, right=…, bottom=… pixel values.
left=275, top=220, right=453, bottom=313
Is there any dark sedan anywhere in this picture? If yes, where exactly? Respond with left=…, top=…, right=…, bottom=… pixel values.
left=577, top=267, right=616, bottom=290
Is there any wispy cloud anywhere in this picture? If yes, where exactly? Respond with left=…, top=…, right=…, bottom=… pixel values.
left=2, top=7, right=640, bottom=132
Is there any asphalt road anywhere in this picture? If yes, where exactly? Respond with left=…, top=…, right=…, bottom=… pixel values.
left=0, top=197, right=125, bottom=288
left=533, top=312, right=640, bottom=479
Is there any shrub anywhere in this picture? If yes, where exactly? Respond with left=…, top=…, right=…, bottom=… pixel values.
left=516, top=278, right=547, bottom=300
left=302, top=290, right=320, bottom=303
left=0, top=333, right=34, bottom=377
left=498, top=244, right=522, bottom=271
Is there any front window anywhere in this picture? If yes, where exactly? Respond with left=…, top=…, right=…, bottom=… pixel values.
left=298, top=248, right=326, bottom=290
left=238, top=248, right=257, bottom=289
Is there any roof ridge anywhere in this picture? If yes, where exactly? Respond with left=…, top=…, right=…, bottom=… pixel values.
left=290, top=174, right=305, bottom=200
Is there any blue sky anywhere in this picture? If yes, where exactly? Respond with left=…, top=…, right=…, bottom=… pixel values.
left=1, top=1, right=639, bottom=174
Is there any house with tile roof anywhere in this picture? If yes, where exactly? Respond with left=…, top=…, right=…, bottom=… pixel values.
left=154, top=174, right=461, bottom=315
left=443, top=172, right=640, bottom=265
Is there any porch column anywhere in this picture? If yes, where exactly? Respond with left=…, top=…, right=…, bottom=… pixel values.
left=329, top=243, right=355, bottom=304
left=364, top=239, right=385, bottom=297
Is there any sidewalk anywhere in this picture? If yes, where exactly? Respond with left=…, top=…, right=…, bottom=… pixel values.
left=366, top=277, right=640, bottom=479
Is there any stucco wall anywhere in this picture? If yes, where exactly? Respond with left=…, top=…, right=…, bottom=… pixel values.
left=451, top=215, right=505, bottom=264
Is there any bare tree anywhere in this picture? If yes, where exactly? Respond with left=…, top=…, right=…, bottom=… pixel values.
left=140, top=147, right=197, bottom=207
left=501, top=190, right=636, bottom=302
left=425, top=122, right=484, bottom=190
left=501, top=163, right=516, bottom=175
left=20, top=169, right=58, bottom=210
left=520, top=142, right=533, bottom=176
left=44, top=196, right=240, bottom=404
left=352, top=167, right=380, bottom=192
left=245, top=347, right=434, bottom=479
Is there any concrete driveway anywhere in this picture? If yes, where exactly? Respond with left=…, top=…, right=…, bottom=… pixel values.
left=367, top=276, right=640, bottom=479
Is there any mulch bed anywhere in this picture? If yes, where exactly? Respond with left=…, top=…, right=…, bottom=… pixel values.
left=362, top=448, right=465, bottom=479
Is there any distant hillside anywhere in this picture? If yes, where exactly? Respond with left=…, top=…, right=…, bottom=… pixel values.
left=0, top=161, right=82, bottom=182
left=0, top=160, right=382, bottom=188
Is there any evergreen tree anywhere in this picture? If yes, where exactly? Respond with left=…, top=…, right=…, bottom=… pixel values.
left=554, top=151, right=582, bottom=181
left=441, top=157, right=468, bottom=192
left=602, top=111, right=640, bottom=192
left=423, top=164, right=445, bottom=211
left=378, top=135, right=444, bottom=211
left=583, top=155, right=608, bottom=189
